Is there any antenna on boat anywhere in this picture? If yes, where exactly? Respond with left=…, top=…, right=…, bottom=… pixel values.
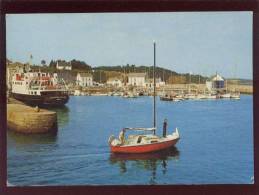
left=153, top=40, right=156, bottom=135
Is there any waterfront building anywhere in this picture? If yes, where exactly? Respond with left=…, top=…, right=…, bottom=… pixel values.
left=106, top=77, right=123, bottom=88
left=127, top=73, right=146, bottom=87
left=206, top=73, right=225, bottom=91
left=56, top=60, right=72, bottom=70
left=76, top=72, right=93, bottom=87
left=56, top=71, right=77, bottom=86
left=145, top=77, right=165, bottom=88
left=6, top=61, right=30, bottom=90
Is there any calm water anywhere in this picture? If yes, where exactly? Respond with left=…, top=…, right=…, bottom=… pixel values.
left=7, top=95, right=254, bottom=185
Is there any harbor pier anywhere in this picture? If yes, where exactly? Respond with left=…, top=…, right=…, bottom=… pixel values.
left=7, top=103, right=57, bottom=134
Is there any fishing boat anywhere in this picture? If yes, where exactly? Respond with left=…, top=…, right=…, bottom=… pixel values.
left=108, top=41, right=180, bottom=154
left=184, top=93, right=196, bottom=100
left=220, top=80, right=231, bottom=98
left=196, top=93, right=207, bottom=100
left=160, top=94, right=172, bottom=101
left=11, top=71, right=69, bottom=107
left=230, top=92, right=240, bottom=99
left=220, top=93, right=231, bottom=98
left=174, top=94, right=184, bottom=101
left=205, top=92, right=217, bottom=99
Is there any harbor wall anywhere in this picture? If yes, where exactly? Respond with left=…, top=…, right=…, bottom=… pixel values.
left=74, top=83, right=253, bottom=95
left=7, top=104, right=57, bottom=134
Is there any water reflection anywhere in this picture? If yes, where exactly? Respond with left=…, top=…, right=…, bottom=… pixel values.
left=7, top=130, right=57, bottom=146
left=48, top=106, right=70, bottom=128
left=109, top=146, right=180, bottom=184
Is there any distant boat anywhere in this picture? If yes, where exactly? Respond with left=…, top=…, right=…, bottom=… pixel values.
left=184, top=93, right=196, bottom=100
left=196, top=94, right=207, bottom=100
left=160, top=94, right=183, bottom=102
left=93, top=93, right=108, bottom=96
left=230, top=92, right=240, bottom=99
left=205, top=94, right=217, bottom=99
left=74, top=89, right=81, bottom=96
left=160, top=94, right=172, bottom=101
left=123, top=92, right=138, bottom=98
left=220, top=93, right=231, bottom=98
left=108, top=41, right=180, bottom=154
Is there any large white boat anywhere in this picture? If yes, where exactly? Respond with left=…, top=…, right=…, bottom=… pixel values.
left=11, top=71, right=69, bottom=107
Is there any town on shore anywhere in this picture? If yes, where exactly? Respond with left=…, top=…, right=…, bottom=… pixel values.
left=6, top=58, right=253, bottom=98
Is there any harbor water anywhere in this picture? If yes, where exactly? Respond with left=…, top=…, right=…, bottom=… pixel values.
left=7, top=95, right=254, bottom=185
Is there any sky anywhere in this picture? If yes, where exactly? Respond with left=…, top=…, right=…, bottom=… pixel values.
left=6, top=12, right=252, bottom=79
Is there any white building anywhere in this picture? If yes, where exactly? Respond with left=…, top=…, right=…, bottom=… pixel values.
left=127, top=73, right=146, bottom=87
left=56, top=61, right=72, bottom=70
left=206, top=73, right=225, bottom=91
left=76, top=72, right=93, bottom=87
left=107, top=77, right=123, bottom=87
left=145, top=78, right=165, bottom=88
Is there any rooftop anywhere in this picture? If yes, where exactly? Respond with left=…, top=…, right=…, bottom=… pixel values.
left=127, top=73, right=146, bottom=77
left=211, top=74, right=224, bottom=81
left=78, top=72, right=92, bottom=77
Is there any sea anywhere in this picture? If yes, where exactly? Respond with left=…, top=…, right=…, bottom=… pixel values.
left=7, top=95, right=254, bottom=185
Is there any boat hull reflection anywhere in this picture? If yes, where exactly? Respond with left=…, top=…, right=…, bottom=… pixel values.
left=110, top=146, right=180, bottom=184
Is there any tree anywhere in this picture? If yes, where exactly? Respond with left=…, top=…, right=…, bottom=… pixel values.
left=41, top=60, right=46, bottom=66
left=49, top=60, right=56, bottom=69
left=70, top=59, right=91, bottom=71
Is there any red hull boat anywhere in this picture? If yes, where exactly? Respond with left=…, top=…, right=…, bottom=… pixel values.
left=109, top=128, right=180, bottom=154
left=110, top=129, right=180, bottom=154
left=108, top=41, right=181, bottom=154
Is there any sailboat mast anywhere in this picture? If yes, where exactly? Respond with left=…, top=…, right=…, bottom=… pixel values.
left=153, top=41, right=156, bottom=135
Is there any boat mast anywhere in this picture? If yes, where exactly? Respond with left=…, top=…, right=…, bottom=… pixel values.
left=153, top=41, right=156, bottom=135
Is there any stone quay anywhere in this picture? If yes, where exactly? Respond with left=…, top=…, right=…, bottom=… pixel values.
left=7, top=104, right=57, bottom=134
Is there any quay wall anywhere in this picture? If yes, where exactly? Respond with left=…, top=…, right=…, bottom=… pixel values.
left=71, top=83, right=253, bottom=95
left=227, top=84, right=253, bottom=94
left=7, top=104, right=57, bottom=134
left=158, top=84, right=253, bottom=94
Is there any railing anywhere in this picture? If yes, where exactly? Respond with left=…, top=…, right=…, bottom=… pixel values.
left=123, top=127, right=156, bottom=132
